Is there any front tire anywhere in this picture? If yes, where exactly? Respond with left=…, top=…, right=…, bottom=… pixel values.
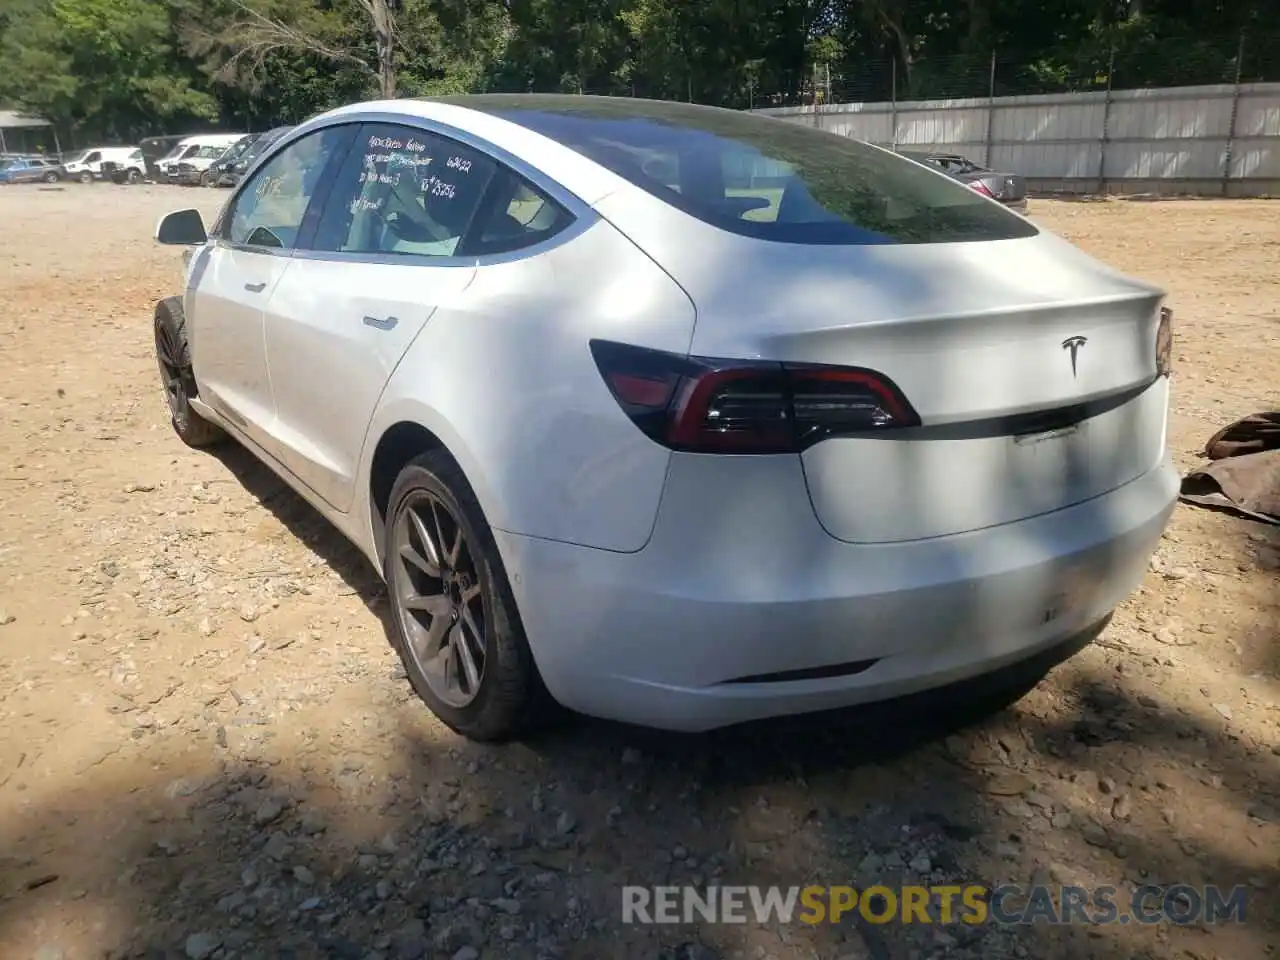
left=154, top=297, right=226, bottom=448
left=78, top=171, right=92, bottom=184
left=127, top=169, right=141, bottom=184
left=383, top=452, right=546, bottom=741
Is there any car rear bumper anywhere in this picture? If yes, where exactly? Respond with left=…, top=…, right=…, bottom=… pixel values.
left=496, top=454, right=1178, bottom=732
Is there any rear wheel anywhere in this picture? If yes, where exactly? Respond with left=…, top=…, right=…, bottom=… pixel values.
left=383, top=452, right=549, bottom=741
left=154, top=297, right=226, bottom=448
left=42, top=171, right=57, bottom=183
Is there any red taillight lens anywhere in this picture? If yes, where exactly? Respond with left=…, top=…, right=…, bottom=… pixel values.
left=590, top=340, right=919, bottom=454
left=1156, top=306, right=1173, bottom=377
left=969, top=181, right=995, bottom=198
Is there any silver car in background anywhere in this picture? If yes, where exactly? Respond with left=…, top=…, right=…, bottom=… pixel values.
left=900, top=149, right=1030, bottom=213
left=151, top=95, right=1177, bottom=741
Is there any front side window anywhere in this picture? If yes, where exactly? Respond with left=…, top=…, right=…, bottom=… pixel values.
left=313, top=124, right=497, bottom=257
left=432, top=95, right=1036, bottom=245
left=83, top=151, right=101, bottom=163
left=226, top=125, right=352, bottom=250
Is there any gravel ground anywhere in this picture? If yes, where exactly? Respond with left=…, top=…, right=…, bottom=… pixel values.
left=0, top=184, right=1277, bottom=960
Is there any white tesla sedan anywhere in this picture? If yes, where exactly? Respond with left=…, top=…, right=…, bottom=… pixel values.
left=152, top=94, right=1178, bottom=740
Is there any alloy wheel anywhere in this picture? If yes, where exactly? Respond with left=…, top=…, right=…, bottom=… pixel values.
left=391, top=491, right=488, bottom=708
left=155, top=322, right=192, bottom=420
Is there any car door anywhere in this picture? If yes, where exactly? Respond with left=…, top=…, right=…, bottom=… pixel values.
left=259, top=122, right=500, bottom=512
left=187, top=124, right=357, bottom=452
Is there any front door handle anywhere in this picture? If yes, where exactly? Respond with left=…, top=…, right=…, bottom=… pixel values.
left=244, top=281, right=267, bottom=293
left=363, top=315, right=399, bottom=331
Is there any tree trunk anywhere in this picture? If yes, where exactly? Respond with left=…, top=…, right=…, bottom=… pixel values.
left=965, top=0, right=990, bottom=54
left=365, top=0, right=397, bottom=98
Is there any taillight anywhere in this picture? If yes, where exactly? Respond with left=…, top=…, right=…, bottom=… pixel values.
left=969, top=181, right=995, bottom=198
left=589, top=339, right=919, bottom=454
left=1156, top=306, right=1173, bottom=377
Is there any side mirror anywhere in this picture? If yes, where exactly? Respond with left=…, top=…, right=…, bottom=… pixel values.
left=155, top=208, right=207, bottom=245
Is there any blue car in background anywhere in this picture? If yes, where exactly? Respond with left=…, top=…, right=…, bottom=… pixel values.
left=0, top=156, right=64, bottom=184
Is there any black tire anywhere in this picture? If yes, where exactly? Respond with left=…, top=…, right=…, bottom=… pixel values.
left=78, top=171, right=92, bottom=184
left=127, top=169, right=141, bottom=184
left=154, top=297, right=226, bottom=448
left=42, top=171, right=58, bottom=183
left=383, top=451, right=551, bottom=741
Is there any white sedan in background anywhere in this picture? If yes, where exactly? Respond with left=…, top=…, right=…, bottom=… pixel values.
left=152, top=94, right=1178, bottom=740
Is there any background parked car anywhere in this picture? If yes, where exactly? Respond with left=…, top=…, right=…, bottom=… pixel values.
left=0, top=156, right=63, bottom=184
left=899, top=149, right=1029, bottom=213
left=155, top=134, right=247, bottom=183
left=218, top=125, right=293, bottom=186
left=62, top=146, right=137, bottom=183
left=135, top=135, right=187, bottom=181
left=105, top=148, right=149, bottom=184
left=202, top=133, right=260, bottom=186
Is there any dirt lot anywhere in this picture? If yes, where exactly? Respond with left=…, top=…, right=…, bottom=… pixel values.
left=0, top=184, right=1277, bottom=960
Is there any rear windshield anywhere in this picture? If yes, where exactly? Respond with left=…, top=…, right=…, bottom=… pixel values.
left=428, top=95, right=1036, bottom=245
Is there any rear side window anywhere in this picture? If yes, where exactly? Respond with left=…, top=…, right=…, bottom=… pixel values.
left=460, top=167, right=573, bottom=256
left=313, top=124, right=497, bottom=257
left=436, top=95, right=1036, bottom=245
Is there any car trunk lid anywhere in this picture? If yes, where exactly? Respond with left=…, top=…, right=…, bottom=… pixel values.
left=661, top=227, right=1168, bottom=543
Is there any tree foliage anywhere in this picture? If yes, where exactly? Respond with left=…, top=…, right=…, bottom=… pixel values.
left=0, top=0, right=1275, bottom=144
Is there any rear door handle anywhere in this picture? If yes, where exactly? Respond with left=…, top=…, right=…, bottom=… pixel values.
left=244, top=281, right=267, bottom=293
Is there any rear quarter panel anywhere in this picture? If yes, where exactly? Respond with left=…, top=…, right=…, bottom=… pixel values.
left=360, top=216, right=697, bottom=555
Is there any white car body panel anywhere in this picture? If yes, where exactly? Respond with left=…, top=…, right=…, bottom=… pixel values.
left=185, top=244, right=286, bottom=450
left=156, top=96, right=1178, bottom=732
left=360, top=216, right=696, bottom=553
left=263, top=254, right=478, bottom=512
left=497, top=452, right=1177, bottom=729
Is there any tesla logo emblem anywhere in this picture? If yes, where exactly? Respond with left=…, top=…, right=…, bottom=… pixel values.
left=1061, top=336, right=1088, bottom=378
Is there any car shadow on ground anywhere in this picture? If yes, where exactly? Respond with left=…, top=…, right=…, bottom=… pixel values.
left=2, top=600, right=1276, bottom=959
left=206, top=441, right=390, bottom=618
